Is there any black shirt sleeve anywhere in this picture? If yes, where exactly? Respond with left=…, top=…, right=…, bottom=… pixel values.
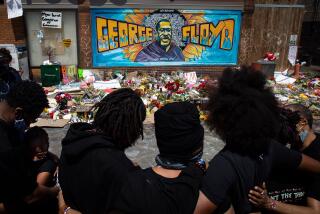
left=304, top=135, right=320, bottom=201
left=200, top=154, right=236, bottom=205
left=306, top=174, right=320, bottom=201
left=38, top=159, right=57, bottom=175
left=270, top=142, right=302, bottom=171
left=0, top=146, right=38, bottom=203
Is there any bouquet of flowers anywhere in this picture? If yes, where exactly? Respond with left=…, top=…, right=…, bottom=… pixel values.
left=55, top=93, right=72, bottom=110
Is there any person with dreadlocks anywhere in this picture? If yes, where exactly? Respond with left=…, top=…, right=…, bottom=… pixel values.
left=193, top=66, right=320, bottom=214
left=59, top=88, right=146, bottom=214
left=110, top=102, right=206, bottom=214
left=249, top=104, right=320, bottom=213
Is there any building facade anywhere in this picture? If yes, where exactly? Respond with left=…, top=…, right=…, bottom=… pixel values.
left=0, top=0, right=306, bottom=79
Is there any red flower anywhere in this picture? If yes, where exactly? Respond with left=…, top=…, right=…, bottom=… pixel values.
left=55, top=93, right=72, bottom=104
left=176, top=89, right=185, bottom=94
left=264, top=52, right=276, bottom=61
left=196, top=81, right=207, bottom=90
left=314, top=89, right=320, bottom=97
left=151, top=100, right=161, bottom=109
left=165, top=81, right=180, bottom=92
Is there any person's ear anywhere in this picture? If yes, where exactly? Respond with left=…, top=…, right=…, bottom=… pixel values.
left=15, top=107, right=24, bottom=120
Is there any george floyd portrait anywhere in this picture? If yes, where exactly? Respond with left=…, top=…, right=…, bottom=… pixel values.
left=135, top=19, right=185, bottom=62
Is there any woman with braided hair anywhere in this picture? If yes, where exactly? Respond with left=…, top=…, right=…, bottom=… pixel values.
left=59, top=88, right=146, bottom=214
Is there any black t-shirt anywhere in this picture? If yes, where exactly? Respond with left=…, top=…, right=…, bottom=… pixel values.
left=201, top=141, right=302, bottom=214
left=267, top=134, right=320, bottom=205
left=112, top=165, right=203, bottom=214
left=30, top=158, right=58, bottom=187
left=0, top=120, right=37, bottom=212
left=27, top=155, right=59, bottom=214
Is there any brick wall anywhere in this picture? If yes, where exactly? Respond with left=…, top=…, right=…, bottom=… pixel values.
left=0, top=5, right=26, bottom=45
left=78, top=3, right=92, bottom=68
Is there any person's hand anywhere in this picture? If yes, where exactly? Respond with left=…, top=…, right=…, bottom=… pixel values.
left=58, top=191, right=82, bottom=214
left=58, top=191, right=66, bottom=214
left=248, top=182, right=271, bottom=208
left=50, top=185, right=60, bottom=197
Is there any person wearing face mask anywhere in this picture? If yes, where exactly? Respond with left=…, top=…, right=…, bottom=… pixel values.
left=194, top=67, right=320, bottom=214
left=0, top=81, right=59, bottom=214
left=248, top=105, right=320, bottom=213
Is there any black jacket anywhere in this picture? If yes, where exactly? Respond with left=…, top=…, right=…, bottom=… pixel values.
left=0, top=120, right=37, bottom=213
left=59, top=123, right=139, bottom=214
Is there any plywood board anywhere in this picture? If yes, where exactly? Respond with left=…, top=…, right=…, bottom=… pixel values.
left=31, top=118, right=69, bottom=128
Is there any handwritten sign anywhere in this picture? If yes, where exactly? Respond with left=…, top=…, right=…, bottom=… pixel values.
left=184, top=72, right=198, bottom=84
left=288, top=45, right=298, bottom=66
left=289, top=35, right=298, bottom=46
left=42, top=11, right=62, bottom=28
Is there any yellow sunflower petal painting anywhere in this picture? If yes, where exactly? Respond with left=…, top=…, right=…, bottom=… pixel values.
left=92, top=9, right=241, bottom=67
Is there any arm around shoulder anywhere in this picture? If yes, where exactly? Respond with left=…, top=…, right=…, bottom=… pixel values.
left=194, top=191, right=217, bottom=214
left=298, top=154, right=320, bottom=174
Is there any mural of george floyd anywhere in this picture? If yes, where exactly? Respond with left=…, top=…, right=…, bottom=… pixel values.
left=91, top=9, right=241, bottom=67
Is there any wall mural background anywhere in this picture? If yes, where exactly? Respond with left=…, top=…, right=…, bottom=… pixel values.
left=91, top=9, right=241, bottom=67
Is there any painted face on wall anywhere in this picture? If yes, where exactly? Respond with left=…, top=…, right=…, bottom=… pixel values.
left=157, top=21, right=172, bottom=47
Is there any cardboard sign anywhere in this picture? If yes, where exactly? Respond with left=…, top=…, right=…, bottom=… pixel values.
left=31, top=118, right=69, bottom=128
left=63, top=39, right=72, bottom=48
left=61, top=65, right=78, bottom=84
left=184, top=72, right=197, bottom=84
left=42, top=11, right=62, bottom=29
left=93, top=80, right=122, bottom=90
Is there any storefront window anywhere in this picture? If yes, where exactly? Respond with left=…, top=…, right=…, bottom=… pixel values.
left=25, top=10, right=78, bottom=67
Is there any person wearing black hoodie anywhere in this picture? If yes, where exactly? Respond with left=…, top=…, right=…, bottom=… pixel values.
left=111, top=102, right=206, bottom=214
left=59, top=88, right=146, bottom=214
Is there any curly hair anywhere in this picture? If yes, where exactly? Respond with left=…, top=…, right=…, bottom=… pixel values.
left=206, top=66, right=280, bottom=157
left=25, top=126, right=49, bottom=147
left=93, top=88, right=146, bottom=150
left=277, top=108, right=302, bottom=150
left=285, top=104, right=313, bottom=128
left=6, top=80, right=49, bottom=123
left=0, top=48, right=12, bottom=65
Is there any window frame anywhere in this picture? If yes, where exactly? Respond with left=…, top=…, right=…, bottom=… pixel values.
left=24, top=9, right=80, bottom=70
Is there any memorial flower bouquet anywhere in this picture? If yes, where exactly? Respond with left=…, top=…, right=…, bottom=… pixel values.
left=55, top=92, right=72, bottom=110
